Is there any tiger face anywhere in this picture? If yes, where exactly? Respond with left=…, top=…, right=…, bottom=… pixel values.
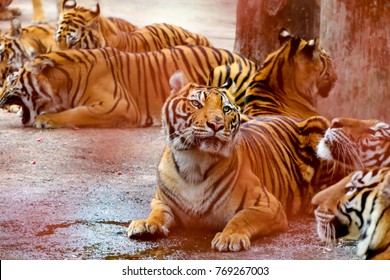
left=312, top=167, right=390, bottom=259
left=163, top=72, right=241, bottom=157
left=243, top=29, right=337, bottom=119
left=317, top=117, right=390, bottom=169
left=277, top=28, right=337, bottom=99
left=0, top=66, right=54, bottom=126
left=55, top=2, right=104, bottom=49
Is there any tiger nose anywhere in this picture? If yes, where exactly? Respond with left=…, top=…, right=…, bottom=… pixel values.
left=206, top=120, right=224, bottom=132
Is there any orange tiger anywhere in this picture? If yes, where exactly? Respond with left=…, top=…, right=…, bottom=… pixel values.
left=0, top=46, right=253, bottom=128
left=56, top=2, right=211, bottom=51
left=127, top=72, right=332, bottom=251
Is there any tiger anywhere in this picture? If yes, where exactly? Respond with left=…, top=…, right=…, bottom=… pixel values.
left=126, top=71, right=332, bottom=251
left=0, top=45, right=254, bottom=128
left=0, top=18, right=58, bottom=86
left=55, top=2, right=212, bottom=51
left=207, top=60, right=259, bottom=109
left=317, top=117, right=390, bottom=169
left=312, top=166, right=390, bottom=260
left=243, top=28, right=337, bottom=119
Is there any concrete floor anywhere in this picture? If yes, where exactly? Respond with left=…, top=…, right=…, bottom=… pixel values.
left=0, top=0, right=359, bottom=260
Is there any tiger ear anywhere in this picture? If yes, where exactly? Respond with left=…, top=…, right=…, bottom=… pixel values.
left=62, top=0, right=76, bottom=11
left=169, top=70, right=188, bottom=94
left=86, top=4, right=101, bottom=30
left=302, top=38, right=320, bottom=60
left=278, top=28, right=292, bottom=45
left=10, top=18, right=22, bottom=38
left=92, top=3, right=101, bottom=17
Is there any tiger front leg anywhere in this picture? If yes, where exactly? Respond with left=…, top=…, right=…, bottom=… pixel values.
left=127, top=198, right=175, bottom=238
left=211, top=192, right=288, bottom=251
left=33, top=103, right=133, bottom=128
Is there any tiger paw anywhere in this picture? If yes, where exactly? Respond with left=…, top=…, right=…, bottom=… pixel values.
left=211, top=232, right=250, bottom=251
left=126, top=219, right=169, bottom=238
left=34, top=115, right=57, bottom=129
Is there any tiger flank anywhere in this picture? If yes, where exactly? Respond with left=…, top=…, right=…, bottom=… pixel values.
left=312, top=167, right=390, bottom=260
left=317, top=117, right=390, bottom=169
left=0, top=18, right=58, bottom=86
left=0, top=46, right=254, bottom=128
left=126, top=72, right=331, bottom=251
left=243, top=28, right=337, bottom=119
left=56, top=1, right=211, bottom=51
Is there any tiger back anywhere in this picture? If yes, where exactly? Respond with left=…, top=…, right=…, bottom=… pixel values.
left=0, top=46, right=253, bottom=129
left=243, top=28, right=337, bottom=119
left=56, top=2, right=211, bottom=51
left=207, top=60, right=259, bottom=109
left=312, top=167, right=390, bottom=260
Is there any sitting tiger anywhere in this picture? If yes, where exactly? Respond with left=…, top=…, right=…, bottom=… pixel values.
left=317, top=117, right=390, bottom=169
left=127, top=72, right=331, bottom=251
left=243, top=28, right=337, bottom=119
left=0, top=46, right=255, bottom=128
left=56, top=1, right=211, bottom=51
left=312, top=167, right=390, bottom=260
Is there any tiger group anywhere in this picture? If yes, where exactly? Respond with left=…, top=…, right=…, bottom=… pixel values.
left=0, top=0, right=388, bottom=259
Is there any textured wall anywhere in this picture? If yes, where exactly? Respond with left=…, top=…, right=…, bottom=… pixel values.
left=315, top=0, right=390, bottom=123
left=234, top=0, right=320, bottom=64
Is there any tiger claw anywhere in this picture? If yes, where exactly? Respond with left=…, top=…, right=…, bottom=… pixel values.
left=211, top=232, right=250, bottom=252
left=126, top=219, right=169, bottom=238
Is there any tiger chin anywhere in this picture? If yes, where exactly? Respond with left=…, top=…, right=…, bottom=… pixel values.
left=127, top=71, right=288, bottom=252
left=317, top=117, right=390, bottom=169
left=312, top=167, right=390, bottom=260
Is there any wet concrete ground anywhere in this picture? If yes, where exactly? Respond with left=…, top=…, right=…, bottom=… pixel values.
left=0, top=0, right=358, bottom=260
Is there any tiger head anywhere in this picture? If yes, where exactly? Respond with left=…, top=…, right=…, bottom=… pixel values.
left=276, top=28, right=337, bottom=99
left=312, top=167, right=390, bottom=259
left=56, top=0, right=105, bottom=49
left=317, top=117, right=390, bottom=169
left=0, top=18, right=34, bottom=86
left=0, top=59, right=55, bottom=125
left=163, top=71, right=241, bottom=157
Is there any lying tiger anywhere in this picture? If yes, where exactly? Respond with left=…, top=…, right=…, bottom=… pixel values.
left=312, top=167, right=390, bottom=260
left=127, top=72, right=331, bottom=251
left=243, top=28, right=337, bottom=119
left=317, top=117, right=390, bottom=169
left=0, top=46, right=255, bottom=128
left=56, top=1, right=211, bottom=51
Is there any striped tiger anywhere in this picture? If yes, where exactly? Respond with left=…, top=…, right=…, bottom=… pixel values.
left=0, top=18, right=58, bottom=86
left=317, top=117, right=390, bottom=169
left=207, top=60, right=259, bottom=109
left=243, top=28, right=337, bottom=119
left=127, top=72, right=331, bottom=251
left=0, top=46, right=253, bottom=128
left=56, top=2, right=212, bottom=51
left=312, top=167, right=390, bottom=260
